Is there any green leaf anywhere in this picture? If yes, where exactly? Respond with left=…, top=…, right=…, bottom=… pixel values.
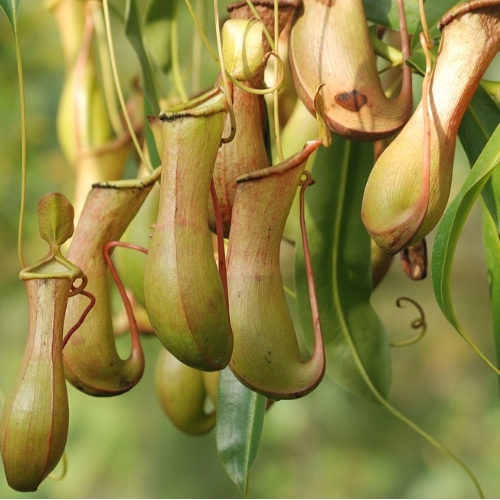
left=216, top=368, right=266, bottom=496
left=481, top=206, right=500, bottom=391
left=459, top=84, right=500, bottom=225
left=408, top=0, right=464, bottom=52
left=432, top=123, right=500, bottom=375
left=124, top=0, right=159, bottom=115
left=363, top=0, right=420, bottom=34
left=294, top=137, right=392, bottom=402
left=37, top=192, right=74, bottom=246
left=0, top=0, right=19, bottom=36
left=459, top=84, right=500, bottom=167
left=144, top=0, right=176, bottom=72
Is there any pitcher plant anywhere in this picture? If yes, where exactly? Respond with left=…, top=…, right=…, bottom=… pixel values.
left=0, top=193, right=92, bottom=491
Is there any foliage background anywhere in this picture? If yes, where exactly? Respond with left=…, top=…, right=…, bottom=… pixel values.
left=0, top=0, right=500, bottom=497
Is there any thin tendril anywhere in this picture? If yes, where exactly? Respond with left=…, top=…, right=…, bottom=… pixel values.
left=74, top=5, right=95, bottom=150
left=244, top=0, right=275, bottom=51
left=391, top=297, right=427, bottom=347
left=89, top=1, right=124, bottom=136
left=63, top=280, right=96, bottom=349
left=15, top=34, right=27, bottom=269
left=102, top=0, right=153, bottom=173
left=210, top=180, right=230, bottom=313
left=228, top=51, right=285, bottom=95
left=418, top=0, right=433, bottom=49
left=191, top=0, right=203, bottom=94
left=299, top=171, right=323, bottom=357
left=171, top=2, right=189, bottom=102
left=214, top=0, right=236, bottom=143
left=273, top=0, right=284, bottom=162
left=184, top=0, right=219, bottom=63
left=103, top=241, right=148, bottom=352
left=338, top=305, right=485, bottom=497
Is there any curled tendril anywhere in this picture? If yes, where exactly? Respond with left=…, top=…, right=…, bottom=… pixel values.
left=243, top=0, right=276, bottom=51
left=68, top=274, right=88, bottom=297
left=390, top=296, right=427, bottom=347
left=63, top=277, right=96, bottom=349
left=227, top=51, right=286, bottom=95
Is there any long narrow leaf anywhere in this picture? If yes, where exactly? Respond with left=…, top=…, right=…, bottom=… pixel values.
left=432, top=123, right=500, bottom=375
left=459, top=84, right=500, bottom=225
left=294, top=137, right=392, bottom=402
left=0, top=0, right=19, bottom=35
left=216, top=368, right=266, bottom=496
left=481, top=206, right=500, bottom=390
left=124, top=0, right=159, bottom=115
left=144, top=0, right=176, bottom=72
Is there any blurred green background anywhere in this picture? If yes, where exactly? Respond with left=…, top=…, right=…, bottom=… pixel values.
left=1, top=0, right=500, bottom=498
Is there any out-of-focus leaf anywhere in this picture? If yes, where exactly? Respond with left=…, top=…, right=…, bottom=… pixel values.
left=124, top=0, right=159, bottom=115
left=294, top=137, right=392, bottom=402
left=408, top=0, right=463, bottom=52
left=363, top=0, right=420, bottom=34
left=432, top=123, right=500, bottom=374
left=144, top=0, right=176, bottom=72
left=0, top=0, right=19, bottom=35
left=216, top=368, right=266, bottom=496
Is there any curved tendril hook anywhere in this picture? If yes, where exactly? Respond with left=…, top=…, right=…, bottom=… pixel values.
left=299, top=171, right=323, bottom=337
left=214, top=0, right=236, bottom=144
left=103, top=240, right=148, bottom=344
left=390, top=296, right=427, bottom=348
left=228, top=51, right=286, bottom=95
left=210, top=179, right=229, bottom=306
left=62, top=280, right=96, bottom=350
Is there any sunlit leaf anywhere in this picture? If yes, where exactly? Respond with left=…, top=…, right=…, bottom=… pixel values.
left=37, top=192, right=74, bottom=246
left=0, top=0, right=19, bottom=36
left=294, top=137, right=392, bottom=402
left=216, top=368, right=266, bottom=496
left=460, top=85, right=500, bottom=166
left=432, top=123, right=500, bottom=374
left=459, top=84, right=500, bottom=225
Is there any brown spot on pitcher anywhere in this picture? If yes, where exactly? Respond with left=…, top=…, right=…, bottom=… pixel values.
left=335, top=90, right=368, bottom=112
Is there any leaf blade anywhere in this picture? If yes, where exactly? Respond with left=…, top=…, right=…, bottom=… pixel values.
left=216, top=368, right=266, bottom=496
left=0, top=0, right=19, bottom=36
left=124, top=0, right=159, bottom=115
left=294, top=137, right=392, bottom=402
left=432, top=123, right=500, bottom=373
